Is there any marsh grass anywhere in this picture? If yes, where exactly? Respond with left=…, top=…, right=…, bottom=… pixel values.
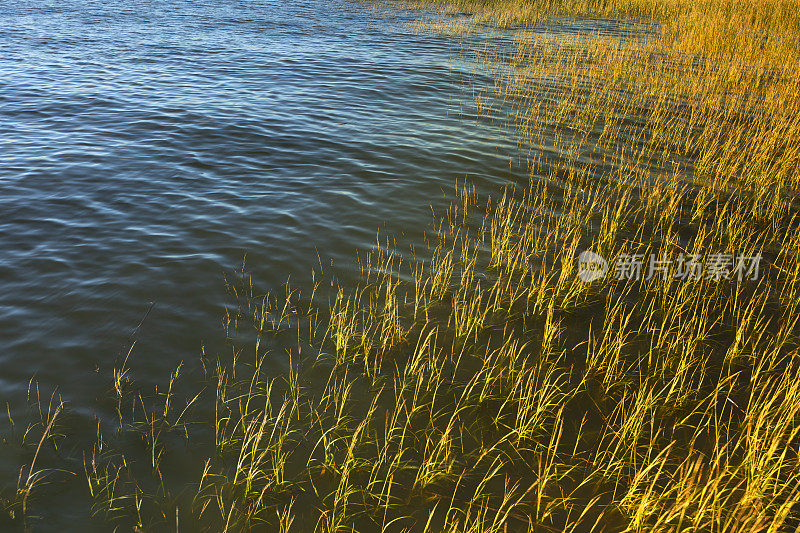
left=4, top=0, right=800, bottom=530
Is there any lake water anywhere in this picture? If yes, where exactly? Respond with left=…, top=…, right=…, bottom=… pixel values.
left=0, top=0, right=526, bottom=525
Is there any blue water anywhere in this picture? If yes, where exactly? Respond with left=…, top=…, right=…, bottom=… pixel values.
left=0, top=0, right=521, bottom=525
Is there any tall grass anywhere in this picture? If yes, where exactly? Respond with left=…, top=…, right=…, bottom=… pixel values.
left=4, top=0, right=800, bottom=530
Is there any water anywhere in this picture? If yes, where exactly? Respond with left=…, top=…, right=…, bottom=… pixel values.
left=0, top=0, right=524, bottom=525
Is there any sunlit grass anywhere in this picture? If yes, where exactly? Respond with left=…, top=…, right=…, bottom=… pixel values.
left=4, top=0, right=800, bottom=530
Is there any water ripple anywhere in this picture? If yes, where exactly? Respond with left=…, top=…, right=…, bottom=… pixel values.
left=0, top=0, right=521, bottom=453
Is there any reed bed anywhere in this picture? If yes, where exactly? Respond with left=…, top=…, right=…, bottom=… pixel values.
left=4, top=0, right=800, bottom=530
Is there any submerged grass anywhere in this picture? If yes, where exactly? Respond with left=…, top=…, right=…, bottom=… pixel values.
left=4, top=0, right=800, bottom=530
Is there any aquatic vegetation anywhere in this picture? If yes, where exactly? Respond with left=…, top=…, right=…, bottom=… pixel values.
left=4, top=0, right=800, bottom=530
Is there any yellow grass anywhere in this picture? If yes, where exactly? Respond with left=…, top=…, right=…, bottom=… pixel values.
left=5, top=0, right=800, bottom=530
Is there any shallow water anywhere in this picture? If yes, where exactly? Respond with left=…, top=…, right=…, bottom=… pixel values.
left=0, top=0, right=660, bottom=526
left=0, top=0, right=530, bottom=525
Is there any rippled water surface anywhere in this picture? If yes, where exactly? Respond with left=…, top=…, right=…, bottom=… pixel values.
left=0, top=0, right=528, bottom=523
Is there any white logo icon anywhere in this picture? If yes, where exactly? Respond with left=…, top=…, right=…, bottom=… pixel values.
left=578, top=250, right=608, bottom=283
